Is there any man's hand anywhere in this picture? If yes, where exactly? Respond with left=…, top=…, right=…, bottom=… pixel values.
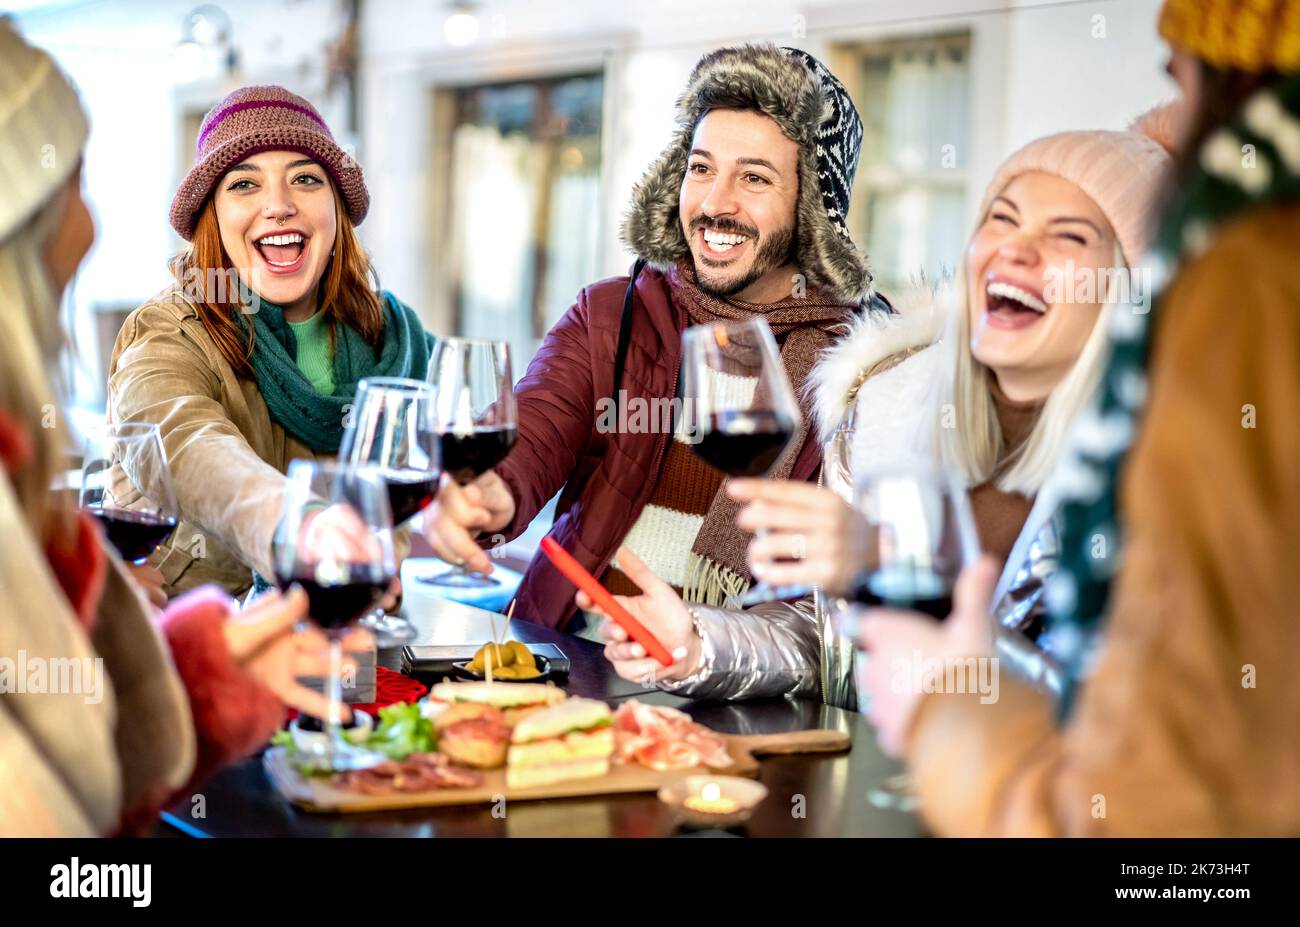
left=580, top=547, right=700, bottom=686
left=422, top=470, right=516, bottom=575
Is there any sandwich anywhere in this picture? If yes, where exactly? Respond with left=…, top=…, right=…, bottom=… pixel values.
left=425, top=680, right=565, bottom=727
left=506, top=698, right=615, bottom=790
left=435, top=703, right=511, bottom=769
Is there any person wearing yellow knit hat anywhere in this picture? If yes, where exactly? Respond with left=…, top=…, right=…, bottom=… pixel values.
left=855, top=0, right=1300, bottom=836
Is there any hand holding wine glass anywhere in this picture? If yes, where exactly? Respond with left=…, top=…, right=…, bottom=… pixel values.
left=857, top=556, right=1000, bottom=758
left=422, top=470, right=516, bottom=576
left=834, top=463, right=981, bottom=807
left=729, top=478, right=873, bottom=597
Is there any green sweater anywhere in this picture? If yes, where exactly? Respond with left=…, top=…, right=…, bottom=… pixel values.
left=287, top=311, right=334, bottom=395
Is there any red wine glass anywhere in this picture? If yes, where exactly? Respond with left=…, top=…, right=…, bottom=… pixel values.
left=273, top=460, right=396, bottom=772
left=681, top=317, right=801, bottom=608
left=79, top=422, right=179, bottom=565
left=340, top=376, right=441, bottom=642
left=418, top=337, right=517, bottom=588
left=837, top=462, right=980, bottom=809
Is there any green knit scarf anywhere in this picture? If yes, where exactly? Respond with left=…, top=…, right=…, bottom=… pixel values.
left=1049, top=72, right=1300, bottom=718
left=236, top=290, right=435, bottom=453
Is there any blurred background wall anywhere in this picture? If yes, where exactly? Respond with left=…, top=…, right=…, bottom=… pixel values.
left=4, top=0, right=1174, bottom=424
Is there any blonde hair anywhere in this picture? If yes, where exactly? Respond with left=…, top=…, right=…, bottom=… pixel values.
left=934, top=238, right=1124, bottom=496
left=0, top=186, right=76, bottom=545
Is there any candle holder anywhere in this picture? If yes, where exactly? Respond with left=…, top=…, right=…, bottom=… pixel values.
left=658, top=775, right=768, bottom=829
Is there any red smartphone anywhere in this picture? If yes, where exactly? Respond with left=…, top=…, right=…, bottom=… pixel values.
left=540, top=537, right=674, bottom=667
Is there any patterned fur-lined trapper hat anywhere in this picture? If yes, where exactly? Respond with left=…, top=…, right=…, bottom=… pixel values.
left=622, top=44, right=874, bottom=305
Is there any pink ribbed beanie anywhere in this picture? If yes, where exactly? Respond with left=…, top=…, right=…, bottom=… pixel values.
left=170, top=85, right=368, bottom=241
left=977, top=106, right=1179, bottom=266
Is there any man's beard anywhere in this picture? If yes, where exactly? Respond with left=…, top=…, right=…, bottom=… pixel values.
left=688, top=216, right=796, bottom=299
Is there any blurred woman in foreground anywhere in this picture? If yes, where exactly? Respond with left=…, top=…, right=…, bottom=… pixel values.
left=858, top=0, right=1300, bottom=835
left=0, top=20, right=343, bottom=837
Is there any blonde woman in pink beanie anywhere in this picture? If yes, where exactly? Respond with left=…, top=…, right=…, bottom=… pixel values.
left=592, top=119, right=1174, bottom=709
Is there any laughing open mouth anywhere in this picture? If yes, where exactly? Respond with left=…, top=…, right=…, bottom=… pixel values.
left=254, top=231, right=308, bottom=269
left=986, top=280, right=1048, bottom=321
left=701, top=227, right=750, bottom=255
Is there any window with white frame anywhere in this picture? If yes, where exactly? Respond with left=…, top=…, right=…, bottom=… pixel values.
left=836, top=33, right=972, bottom=298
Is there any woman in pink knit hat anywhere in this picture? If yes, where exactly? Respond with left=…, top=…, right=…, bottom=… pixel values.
left=592, top=116, right=1175, bottom=707
left=108, top=85, right=434, bottom=603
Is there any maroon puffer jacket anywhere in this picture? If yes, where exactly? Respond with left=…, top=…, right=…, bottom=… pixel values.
left=493, top=265, right=824, bottom=630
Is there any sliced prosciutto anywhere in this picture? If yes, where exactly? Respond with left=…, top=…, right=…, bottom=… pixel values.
left=612, top=700, right=732, bottom=771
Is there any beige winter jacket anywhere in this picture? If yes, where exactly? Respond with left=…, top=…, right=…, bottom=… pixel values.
left=108, top=285, right=409, bottom=598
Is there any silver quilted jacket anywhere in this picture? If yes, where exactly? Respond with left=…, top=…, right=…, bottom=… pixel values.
left=659, top=291, right=1064, bottom=706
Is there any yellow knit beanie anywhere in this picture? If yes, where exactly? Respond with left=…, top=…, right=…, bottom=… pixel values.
left=1159, top=0, right=1300, bottom=73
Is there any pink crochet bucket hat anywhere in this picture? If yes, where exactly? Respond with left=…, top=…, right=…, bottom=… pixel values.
left=169, top=85, right=368, bottom=241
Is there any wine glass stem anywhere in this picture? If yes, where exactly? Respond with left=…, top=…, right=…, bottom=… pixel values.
left=327, top=635, right=345, bottom=757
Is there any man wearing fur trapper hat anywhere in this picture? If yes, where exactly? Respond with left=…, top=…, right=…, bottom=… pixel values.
left=424, top=44, right=890, bottom=638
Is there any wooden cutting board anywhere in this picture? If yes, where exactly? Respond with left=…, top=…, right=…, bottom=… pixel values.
left=265, top=728, right=849, bottom=814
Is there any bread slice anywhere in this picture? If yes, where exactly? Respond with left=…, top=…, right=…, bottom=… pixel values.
left=506, top=699, right=615, bottom=789
left=510, top=698, right=612, bottom=744
left=428, top=681, right=565, bottom=710
left=506, top=756, right=611, bottom=790
left=507, top=727, right=616, bottom=767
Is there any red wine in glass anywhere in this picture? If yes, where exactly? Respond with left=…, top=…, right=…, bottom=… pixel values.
left=79, top=422, right=180, bottom=566
left=274, top=460, right=396, bottom=772
left=692, top=410, right=794, bottom=478
left=274, top=570, right=392, bottom=631
left=340, top=377, right=440, bottom=642
left=421, top=337, right=518, bottom=588
left=91, top=508, right=177, bottom=563
left=850, top=567, right=955, bottom=621
left=439, top=426, right=518, bottom=485
left=383, top=470, right=441, bottom=526
left=682, top=318, right=802, bottom=607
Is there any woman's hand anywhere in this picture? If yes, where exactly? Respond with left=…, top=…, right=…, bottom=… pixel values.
left=421, top=471, right=516, bottom=575
left=301, top=502, right=383, bottom=563
left=857, top=557, right=999, bottom=757
left=224, top=586, right=372, bottom=721
left=125, top=562, right=167, bottom=610
left=728, top=478, right=873, bottom=596
left=579, top=547, right=698, bottom=686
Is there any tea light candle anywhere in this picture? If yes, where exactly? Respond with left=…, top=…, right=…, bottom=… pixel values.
left=683, top=781, right=740, bottom=815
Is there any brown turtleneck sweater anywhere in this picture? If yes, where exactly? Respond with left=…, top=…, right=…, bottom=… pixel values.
left=968, top=377, right=1043, bottom=566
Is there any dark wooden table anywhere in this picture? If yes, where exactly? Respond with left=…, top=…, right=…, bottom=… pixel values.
left=159, top=597, right=922, bottom=837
